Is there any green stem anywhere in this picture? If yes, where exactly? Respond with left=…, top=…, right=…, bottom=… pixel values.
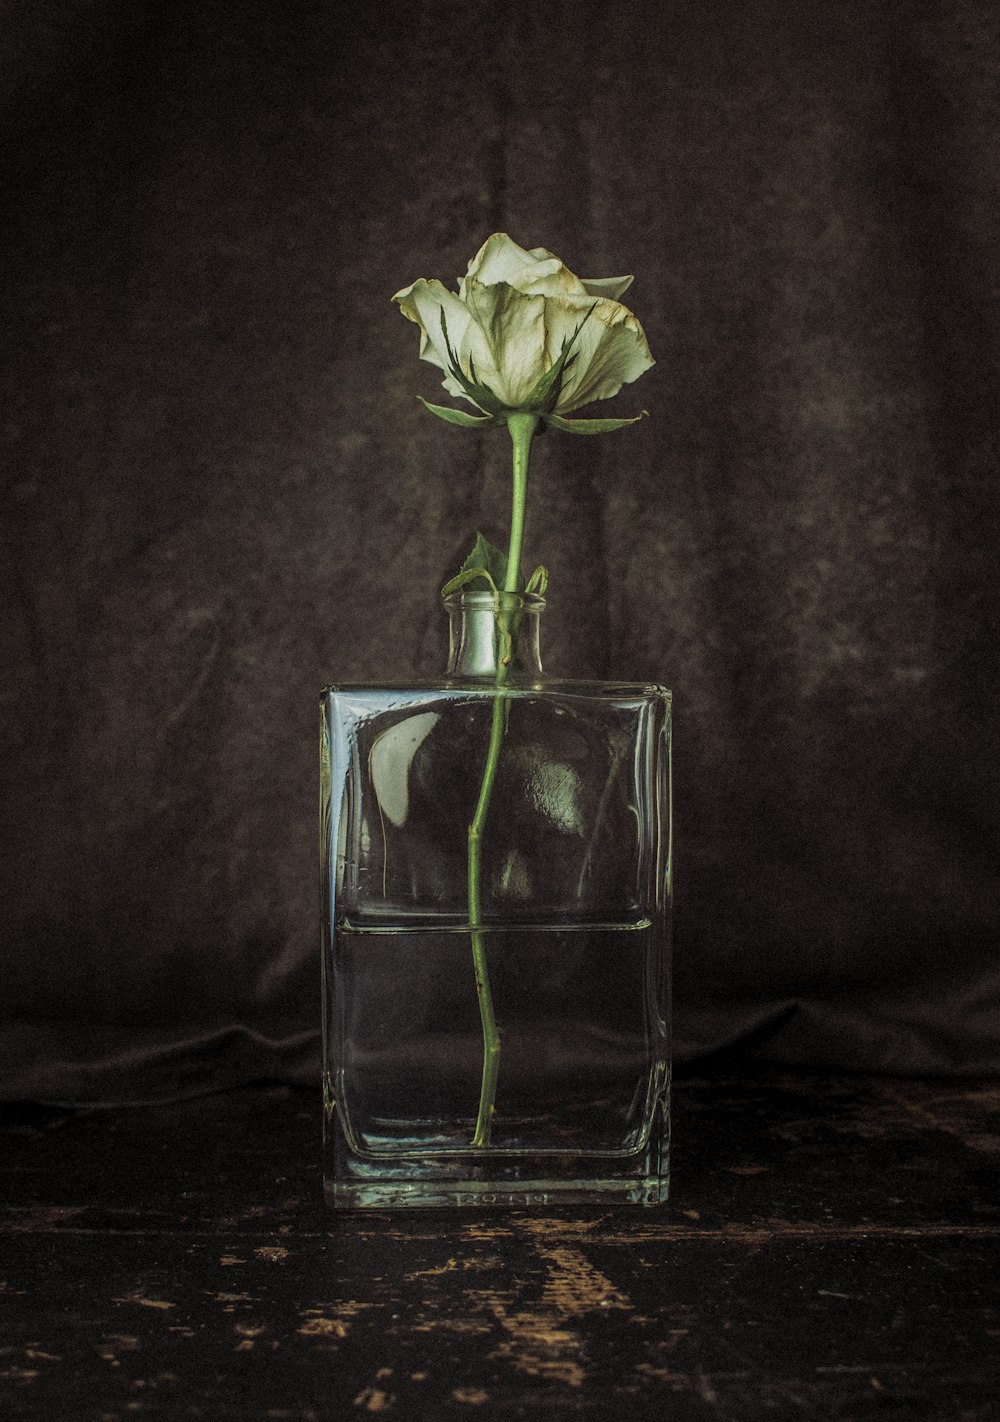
left=468, top=411, right=540, bottom=1147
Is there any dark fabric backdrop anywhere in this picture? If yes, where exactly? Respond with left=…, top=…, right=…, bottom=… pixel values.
left=2, top=0, right=998, bottom=1101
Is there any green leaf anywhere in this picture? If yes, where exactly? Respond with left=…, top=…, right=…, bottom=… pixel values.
left=417, top=398, right=497, bottom=428
left=466, top=532, right=510, bottom=587
left=440, top=565, right=500, bottom=597
left=524, top=565, right=549, bottom=597
left=442, top=532, right=512, bottom=596
left=545, top=411, right=648, bottom=434
left=442, top=540, right=550, bottom=601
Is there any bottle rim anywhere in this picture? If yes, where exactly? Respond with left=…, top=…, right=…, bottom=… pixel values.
left=442, top=588, right=546, bottom=612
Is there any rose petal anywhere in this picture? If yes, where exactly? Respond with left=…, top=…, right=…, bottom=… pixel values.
left=462, top=281, right=548, bottom=407
left=461, top=233, right=588, bottom=300
left=580, top=274, right=634, bottom=301
left=548, top=298, right=655, bottom=413
left=461, top=233, right=537, bottom=292
left=393, top=278, right=493, bottom=403
left=509, top=257, right=586, bottom=299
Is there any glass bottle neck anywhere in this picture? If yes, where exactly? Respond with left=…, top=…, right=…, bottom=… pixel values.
left=445, top=591, right=545, bottom=680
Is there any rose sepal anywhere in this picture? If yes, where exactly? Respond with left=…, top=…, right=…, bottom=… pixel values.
left=545, top=410, right=648, bottom=434
left=417, top=398, right=499, bottom=428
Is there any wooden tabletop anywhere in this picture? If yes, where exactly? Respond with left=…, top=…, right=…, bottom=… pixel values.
left=2, top=1068, right=998, bottom=1419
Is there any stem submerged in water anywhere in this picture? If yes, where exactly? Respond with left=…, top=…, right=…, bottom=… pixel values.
left=468, top=411, right=540, bottom=1147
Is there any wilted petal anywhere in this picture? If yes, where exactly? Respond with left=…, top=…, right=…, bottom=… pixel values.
left=462, top=232, right=588, bottom=300
left=580, top=274, right=634, bottom=301
left=550, top=298, right=655, bottom=413
left=462, top=280, right=548, bottom=406
left=393, top=278, right=493, bottom=404
left=462, top=233, right=537, bottom=292
left=510, top=257, right=586, bottom=298
left=393, top=279, right=463, bottom=367
left=535, top=290, right=599, bottom=369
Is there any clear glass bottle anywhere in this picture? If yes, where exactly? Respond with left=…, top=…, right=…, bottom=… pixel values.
left=320, top=590, right=671, bottom=1208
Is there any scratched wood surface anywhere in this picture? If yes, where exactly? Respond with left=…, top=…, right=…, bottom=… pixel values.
left=2, top=1070, right=999, bottom=1419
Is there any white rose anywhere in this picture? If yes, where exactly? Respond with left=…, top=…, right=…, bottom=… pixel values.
left=393, top=233, right=654, bottom=424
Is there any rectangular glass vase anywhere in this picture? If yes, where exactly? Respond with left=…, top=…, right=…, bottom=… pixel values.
left=320, top=664, right=671, bottom=1209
